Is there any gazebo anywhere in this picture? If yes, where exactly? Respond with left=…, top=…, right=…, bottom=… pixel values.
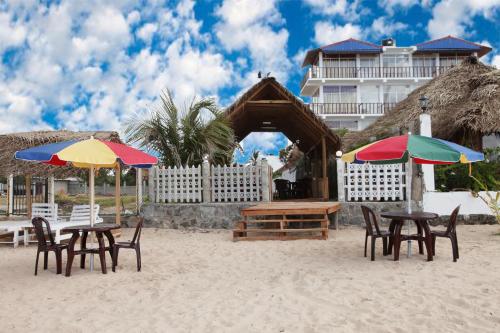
left=225, top=77, right=341, bottom=199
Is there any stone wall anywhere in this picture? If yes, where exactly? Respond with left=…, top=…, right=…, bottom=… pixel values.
left=140, top=203, right=254, bottom=229
left=136, top=201, right=497, bottom=230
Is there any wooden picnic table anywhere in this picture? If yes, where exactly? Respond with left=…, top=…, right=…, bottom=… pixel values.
left=63, top=223, right=121, bottom=276
left=234, top=201, right=341, bottom=241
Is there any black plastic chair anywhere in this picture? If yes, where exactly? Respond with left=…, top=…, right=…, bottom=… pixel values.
left=112, top=218, right=143, bottom=272
left=361, top=206, right=393, bottom=261
left=31, top=217, right=67, bottom=275
left=431, top=206, right=460, bottom=262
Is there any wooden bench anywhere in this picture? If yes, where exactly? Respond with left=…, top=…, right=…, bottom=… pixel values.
left=233, top=202, right=341, bottom=241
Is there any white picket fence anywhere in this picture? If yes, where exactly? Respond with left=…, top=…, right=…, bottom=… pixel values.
left=337, top=162, right=407, bottom=201
left=149, top=160, right=272, bottom=203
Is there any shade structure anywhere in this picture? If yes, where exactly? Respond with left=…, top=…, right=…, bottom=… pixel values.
left=15, top=137, right=158, bottom=271
left=341, top=134, right=484, bottom=257
left=342, top=134, right=484, bottom=165
left=15, top=138, right=157, bottom=168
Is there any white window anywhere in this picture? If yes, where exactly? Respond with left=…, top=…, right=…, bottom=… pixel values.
left=325, top=119, right=358, bottom=130
left=440, top=55, right=468, bottom=67
left=323, top=56, right=356, bottom=68
left=323, top=86, right=357, bottom=103
left=413, top=56, right=436, bottom=67
left=383, top=54, right=409, bottom=67
left=383, top=85, right=410, bottom=104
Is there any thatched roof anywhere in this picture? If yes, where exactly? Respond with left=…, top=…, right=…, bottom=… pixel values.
left=0, top=130, right=121, bottom=177
left=225, top=77, right=341, bottom=153
left=342, top=57, right=500, bottom=150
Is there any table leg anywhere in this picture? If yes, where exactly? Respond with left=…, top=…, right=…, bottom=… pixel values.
left=333, top=212, right=339, bottom=230
left=388, top=220, right=396, bottom=255
left=393, top=221, right=403, bottom=261
left=103, top=230, right=115, bottom=259
left=96, top=232, right=107, bottom=274
left=416, top=223, right=424, bottom=255
left=419, top=220, right=433, bottom=262
left=65, top=231, right=80, bottom=277
left=80, top=231, right=88, bottom=269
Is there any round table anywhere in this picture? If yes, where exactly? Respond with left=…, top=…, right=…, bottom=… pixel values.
left=62, top=224, right=121, bottom=276
left=380, top=212, right=438, bottom=261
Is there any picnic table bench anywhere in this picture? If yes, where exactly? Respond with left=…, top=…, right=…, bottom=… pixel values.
left=233, top=201, right=341, bottom=241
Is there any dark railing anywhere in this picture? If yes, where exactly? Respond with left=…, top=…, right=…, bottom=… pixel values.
left=301, top=65, right=453, bottom=88
left=309, top=102, right=396, bottom=115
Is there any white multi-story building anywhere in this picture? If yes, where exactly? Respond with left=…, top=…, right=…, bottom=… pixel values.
left=300, top=36, right=491, bottom=131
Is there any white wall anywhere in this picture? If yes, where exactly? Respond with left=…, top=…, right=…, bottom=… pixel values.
left=423, top=191, right=496, bottom=215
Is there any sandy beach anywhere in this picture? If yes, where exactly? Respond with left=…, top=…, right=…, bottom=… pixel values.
left=1, top=225, right=499, bottom=333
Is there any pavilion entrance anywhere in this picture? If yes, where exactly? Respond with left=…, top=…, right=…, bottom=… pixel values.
left=224, top=77, right=341, bottom=200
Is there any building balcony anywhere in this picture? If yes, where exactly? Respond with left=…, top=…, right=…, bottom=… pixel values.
left=309, top=102, right=396, bottom=116
left=301, top=65, right=452, bottom=94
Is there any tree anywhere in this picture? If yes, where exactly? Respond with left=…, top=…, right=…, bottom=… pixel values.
left=250, top=150, right=260, bottom=165
left=125, top=90, right=237, bottom=167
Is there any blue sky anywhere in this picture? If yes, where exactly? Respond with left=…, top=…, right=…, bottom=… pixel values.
left=0, top=0, right=499, bottom=168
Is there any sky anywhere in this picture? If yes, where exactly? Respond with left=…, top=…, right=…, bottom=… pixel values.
left=0, top=0, right=499, bottom=168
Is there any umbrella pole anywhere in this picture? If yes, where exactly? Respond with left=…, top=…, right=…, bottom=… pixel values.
left=90, top=165, right=95, bottom=272
left=407, top=160, right=412, bottom=257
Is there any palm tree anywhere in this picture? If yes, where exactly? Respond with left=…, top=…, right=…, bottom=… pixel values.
left=250, top=149, right=260, bottom=165
left=125, top=90, right=237, bottom=167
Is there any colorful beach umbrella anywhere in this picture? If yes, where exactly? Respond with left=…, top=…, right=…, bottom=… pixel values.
left=15, top=137, right=157, bottom=271
left=342, top=134, right=484, bottom=165
left=341, top=134, right=484, bottom=257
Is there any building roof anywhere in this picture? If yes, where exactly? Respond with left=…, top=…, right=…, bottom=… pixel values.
left=302, top=36, right=492, bottom=67
left=0, top=130, right=121, bottom=177
left=416, top=36, right=491, bottom=57
left=224, top=78, right=340, bottom=153
left=302, top=38, right=381, bottom=67
left=342, top=57, right=500, bottom=151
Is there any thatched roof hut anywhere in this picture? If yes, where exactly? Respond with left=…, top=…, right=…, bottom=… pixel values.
left=342, top=57, right=500, bottom=151
left=0, top=130, right=121, bottom=177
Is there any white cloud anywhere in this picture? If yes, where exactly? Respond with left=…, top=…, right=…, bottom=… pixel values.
left=215, top=0, right=291, bottom=85
left=0, top=12, right=27, bottom=52
left=427, top=0, right=500, bottom=39
left=304, top=0, right=363, bottom=19
left=313, top=22, right=363, bottom=45
left=491, top=54, right=500, bottom=68
left=369, top=17, right=408, bottom=38
left=137, top=23, right=158, bottom=44
left=240, top=132, right=283, bottom=152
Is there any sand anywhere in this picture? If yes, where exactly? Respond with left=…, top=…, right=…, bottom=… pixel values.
left=0, top=225, right=499, bottom=333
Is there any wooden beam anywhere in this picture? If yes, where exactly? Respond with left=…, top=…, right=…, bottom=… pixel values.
left=115, top=164, right=121, bottom=225
left=246, top=100, right=292, bottom=104
left=26, top=175, right=32, bottom=218
left=321, top=136, right=329, bottom=200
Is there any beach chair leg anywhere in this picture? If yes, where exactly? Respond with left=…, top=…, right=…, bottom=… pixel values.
left=24, top=228, right=29, bottom=247
left=364, top=232, right=368, bottom=257
left=112, top=246, right=119, bottom=272
left=371, top=237, right=376, bottom=261
left=35, top=251, right=40, bottom=276
left=55, top=250, right=62, bottom=274
left=13, top=230, right=19, bottom=248
left=454, top=233, right=459, bottom=259
left=136, top=246, right=141, bottom=272
left=43, top=251, right=48, bottom=270
left=382, top=237, right=388, bottom=256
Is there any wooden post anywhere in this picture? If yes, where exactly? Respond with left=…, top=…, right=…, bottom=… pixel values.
left=261, top=159, right=270, bottom=202
left=26, top=175, right=32, bottom=218
left=7, top=174, right=13, bottom=216
left=48, top=176, right=55, bottom=206
left=115, top=164, right=121, bottom=225
left=336, top=158, right=345, bottom=202
left=148, top=167, right=155, bottom=203
left=202, top=157, right=211, bottom=202
left=321, top=136, right=329, bottom=200
left=136, top=168, right=143, bottom=215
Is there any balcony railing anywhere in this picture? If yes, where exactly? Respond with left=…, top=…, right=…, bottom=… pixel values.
left=309, top=102, right=396, bottom=115
left=301, top=65, right=453, bottom=87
